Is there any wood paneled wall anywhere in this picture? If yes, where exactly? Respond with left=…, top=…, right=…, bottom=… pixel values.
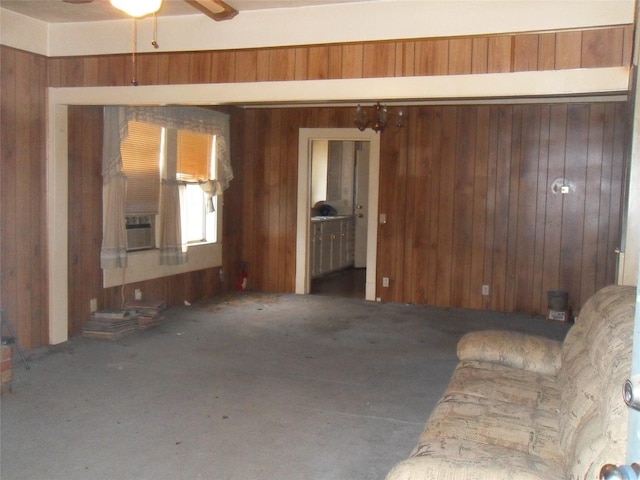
left=379, top=103, right=627, bottom=313
left=236, top=104, right=627, bottom=315
left=67, top=106, right=103, bottom=337
left=0, top=47, right=48, bottom=349
left=48, top=26, right=632, bottom=87
left=0, top=23, right=633, bottom=348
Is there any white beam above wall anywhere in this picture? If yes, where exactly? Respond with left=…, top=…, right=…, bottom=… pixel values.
left=49, top=67, right=630, bottom=107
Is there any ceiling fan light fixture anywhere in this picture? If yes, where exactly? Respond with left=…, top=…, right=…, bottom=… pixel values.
left=110, top=0, right=163, bottom=18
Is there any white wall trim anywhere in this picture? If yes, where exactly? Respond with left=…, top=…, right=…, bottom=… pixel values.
left=47, top=103, right=69, bottom=345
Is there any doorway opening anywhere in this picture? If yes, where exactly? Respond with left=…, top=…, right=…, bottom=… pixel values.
left=295, top=128, right=380, bottom=301
left=308, top=139, right=368, bottom=298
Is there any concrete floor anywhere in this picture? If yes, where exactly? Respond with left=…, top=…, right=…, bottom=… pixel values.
left=0, top=293, right=569, bottom=480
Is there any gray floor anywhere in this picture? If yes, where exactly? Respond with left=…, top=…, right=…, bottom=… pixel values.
left=0, top=293, right=569, bottom=480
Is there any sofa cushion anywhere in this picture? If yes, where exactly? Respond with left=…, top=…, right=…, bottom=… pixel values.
left=565, top=413, right=613, bottom=479
left=557, top=358, right=599, bottom=453
left=444, top=360, right=560, bottom=412
left=418, top=394, right=561, bottom=462
left=601, top=354, right=631, bottom=443
left=457, top=330, right=562, bottom=377
left=557, top=284, right=634, bottom=470
left=584, top=285, right=634, bottom=376
left=385, top=438, right=564, bottom=480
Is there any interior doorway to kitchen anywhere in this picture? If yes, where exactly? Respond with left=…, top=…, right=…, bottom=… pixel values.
left=308, top=139, right=369, bottom=298
left=295, top=128, right=380, bottom=301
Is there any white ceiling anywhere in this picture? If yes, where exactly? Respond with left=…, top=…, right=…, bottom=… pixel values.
left=0, top=0, right=366, bottom=23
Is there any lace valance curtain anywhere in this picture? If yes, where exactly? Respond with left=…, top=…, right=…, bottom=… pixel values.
left=126, top=106, right=233, bottom=191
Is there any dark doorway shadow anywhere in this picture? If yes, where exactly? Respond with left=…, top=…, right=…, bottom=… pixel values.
left=310, top=267, right=366, bottom=299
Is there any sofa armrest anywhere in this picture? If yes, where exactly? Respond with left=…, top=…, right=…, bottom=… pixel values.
left=456, top=330, right=562, bottom=377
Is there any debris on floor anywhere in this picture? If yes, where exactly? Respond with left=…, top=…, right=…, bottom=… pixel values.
left=83, top=310, right=137, bottom=340
left=125, top=299, right=167, bottom=330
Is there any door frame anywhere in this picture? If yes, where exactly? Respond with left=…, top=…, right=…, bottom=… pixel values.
left=354, top=142, right=370, bottom=268
left=295, top=128, right=381, bottom=301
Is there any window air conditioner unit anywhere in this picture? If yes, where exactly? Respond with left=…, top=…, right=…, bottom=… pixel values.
left=126, top=215, right=155, bottom=251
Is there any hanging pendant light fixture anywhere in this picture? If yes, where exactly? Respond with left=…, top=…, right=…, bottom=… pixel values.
left=110, top=0, right=163, bottom=18
left=354, top=103, right=404, bottom=133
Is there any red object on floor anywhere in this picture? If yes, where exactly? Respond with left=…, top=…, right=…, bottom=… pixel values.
left=237, top=261, right=248, bottom=291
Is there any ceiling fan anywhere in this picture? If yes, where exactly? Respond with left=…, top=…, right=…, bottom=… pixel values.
left=62, top=0, right=238, bottom=21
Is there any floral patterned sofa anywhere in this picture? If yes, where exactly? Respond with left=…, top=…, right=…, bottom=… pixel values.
left=385, top=284, right=635, bottom=480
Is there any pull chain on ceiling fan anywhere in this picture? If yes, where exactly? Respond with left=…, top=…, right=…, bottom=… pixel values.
left=62, top=0, right=238, bottom=85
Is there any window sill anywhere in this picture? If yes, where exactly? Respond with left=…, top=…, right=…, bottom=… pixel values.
left=102, top=242, right=222, bottom=288
left=186, top=239, right=217, bottom=248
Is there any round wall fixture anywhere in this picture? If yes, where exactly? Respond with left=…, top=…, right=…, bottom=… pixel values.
left=550, top=177, right=575, bottom=195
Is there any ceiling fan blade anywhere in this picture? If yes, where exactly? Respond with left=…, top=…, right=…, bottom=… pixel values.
left=185, top=0, right=238, bottom=21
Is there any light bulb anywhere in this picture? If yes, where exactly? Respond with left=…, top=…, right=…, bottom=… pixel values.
left=110, top=0, right=163, bottom=18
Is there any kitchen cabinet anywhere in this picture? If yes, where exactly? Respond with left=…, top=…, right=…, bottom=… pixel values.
left=310, top=216, right=354, bottom=278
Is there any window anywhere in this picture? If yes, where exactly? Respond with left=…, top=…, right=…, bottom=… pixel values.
left=119, top=120, right=219, bottom=250
left=182, top=185, right=217, bottom=243
left=177, top=130, right=218, bottom=244
left=101, top=106, right=230, bottom=274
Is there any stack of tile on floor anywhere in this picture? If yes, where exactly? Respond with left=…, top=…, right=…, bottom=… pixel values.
left=124, top=299, right=166, bottom=329
left=83, top=310, right=138, bottom=340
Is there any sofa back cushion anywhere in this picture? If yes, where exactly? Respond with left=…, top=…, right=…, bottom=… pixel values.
left=587, top=287, right=635, bottom=441
left=559, top=285, right=635, bottom=478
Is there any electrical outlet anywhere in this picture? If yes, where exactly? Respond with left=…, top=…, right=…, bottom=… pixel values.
left=134, top=289, right=142, bottom=300
left=481, top=284, right=490, bottom=296
left=382, top=277, right=390, bottom=288
left=90, top=298, right=98, bottom=313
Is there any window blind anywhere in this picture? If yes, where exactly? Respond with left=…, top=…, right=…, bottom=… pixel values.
left=176, top=130, right=214, bottom=182
left=120, top=121, right=216, bottom=213
left=120, top=121, right=162, bottom=215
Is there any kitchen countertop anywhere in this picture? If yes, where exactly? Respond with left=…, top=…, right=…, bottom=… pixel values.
left=311, top=215, right=352, bottom=221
